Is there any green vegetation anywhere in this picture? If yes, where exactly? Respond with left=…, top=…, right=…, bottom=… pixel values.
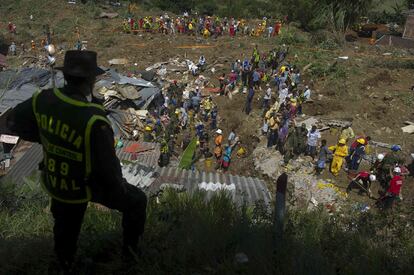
left=1, top=180, right=414, bottom=274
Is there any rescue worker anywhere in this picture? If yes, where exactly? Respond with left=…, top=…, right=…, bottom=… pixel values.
left=236, top=142, right=247, bottom=158
left=346, top=171, right=376, bottom=197
left=245, top=86, right=255, bottom=115
left=316, top=139, right=331, bottom=175
left=210, top=105, right=218, bottom=130
left=306, top=125, right=321, bottom=159
left=283, top=125, right=298, bottom=165
left=267, top=113, right=280, bottom=148
left=6, top=51, right=147, bottom=271
left=203, top=27, right=210, bottom=38
left=144, top=126, right=154, bottom=142
left=329, top=139, right=349, bottom=176
left=31, top=40, right=36, bottom=51
left=214, top=129, right=223, bottom=147
left=202, top=96, right=213, bottom=122
left=228, top=129, right=236, bottom=147
left=380, top=167, right=404, bottom=209
left=158, top=138, right=170, bottom=167
left=296, top=123, right=308, bottom=155
left=221, top=145, right=232, bottom=172
left=347, top=138, right=366, bottom=171
left=339, top=124, right=355, bottom=142
left=263, top=84, right=272, bottom=110
left=372, top=153, right=387, bottom=188
left=273, top=20, right=282, bottom=36
left=199, top=132, right=210, bottom=157
left=381, top=145, right=405, bottom=184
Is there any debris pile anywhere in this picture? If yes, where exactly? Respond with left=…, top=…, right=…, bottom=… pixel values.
left=253, top=145, right=347, bottom=211
left=93, top=68, right=161, bottom=139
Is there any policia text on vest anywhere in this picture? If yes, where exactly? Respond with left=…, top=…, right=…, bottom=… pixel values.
left=32, top=88, right=110, bottom=204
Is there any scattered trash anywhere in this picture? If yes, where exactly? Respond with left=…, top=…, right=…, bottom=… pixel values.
left=108, top=58, right=129, bottom=65
left=118, top=86, right=140, bottom=100
left=338, top=56, right=349, bottom=60
left=382, top=52, right=392, bottom=56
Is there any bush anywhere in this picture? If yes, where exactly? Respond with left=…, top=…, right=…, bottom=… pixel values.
left=1, top=178, right=414, bottom=274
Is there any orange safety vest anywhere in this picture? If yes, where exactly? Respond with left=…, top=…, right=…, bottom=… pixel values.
left=215, top=135, right=223, bottom=146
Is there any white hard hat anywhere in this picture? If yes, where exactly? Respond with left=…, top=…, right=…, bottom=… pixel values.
left=393, top=167, right=401, bottom=174
left=216, top=129, right=223, bottom=134
left=196, top=86, right=199, bottom=90
left=377, top=154, right=384, bottom=161
left=411, top=153, right=414, bottom=159
left=369, top=174, right=376, bottom=182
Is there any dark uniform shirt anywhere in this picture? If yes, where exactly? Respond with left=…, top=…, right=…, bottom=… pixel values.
left=6, top=90, right=125, bottom=197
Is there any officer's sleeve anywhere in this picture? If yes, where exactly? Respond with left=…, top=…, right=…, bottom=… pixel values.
left=90, top=121, right=126, bottom=191
left=5, top=98, right=40, bottom=142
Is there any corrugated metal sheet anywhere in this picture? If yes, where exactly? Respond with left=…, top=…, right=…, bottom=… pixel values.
left=2, top=139, right=272, bottom=206
left=121, top=163, right=272, bottom=206
left=116, top=140, right=160, bottom=167
left=1, top=143, right=43, bottom=184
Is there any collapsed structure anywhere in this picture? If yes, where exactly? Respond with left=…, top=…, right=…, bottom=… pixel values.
left=0, top=60, right=272, bottom=207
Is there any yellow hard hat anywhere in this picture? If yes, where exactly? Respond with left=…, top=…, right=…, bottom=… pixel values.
left=145, top=126, right=152, bottom=131
left=357, top=138, right=365, bottom=144
left=290, top=98, right=297, bottom=103
left=175, top=110, right=180, bottom=114
left=338, top=139, right=346, bottom=145
left=196, top=140, right=200, bottom=145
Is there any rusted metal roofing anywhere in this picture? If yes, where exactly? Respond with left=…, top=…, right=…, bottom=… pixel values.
left=116, top=140, right=160, bottom=167
left=2, top=140, right=271, bottom=207
left=2, top=140, right=160, bottom=184
left=121, top=163, right=272, bottom=206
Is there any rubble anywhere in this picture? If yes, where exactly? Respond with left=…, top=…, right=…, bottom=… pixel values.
left=253, top=145, right=347, bottom=211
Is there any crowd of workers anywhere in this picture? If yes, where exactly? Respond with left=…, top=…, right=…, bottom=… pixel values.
left=3, top=13, right=411, bottom=210
left=205, top=44, right=410, bottom=209
left=122, top=13, right=284, bottom=38
left=138, top=41, right=411, bottom=209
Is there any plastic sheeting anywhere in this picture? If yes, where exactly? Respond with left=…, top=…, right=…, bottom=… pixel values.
left=0, top=68, right=65, bottom=114
left=95, top=69, right=155, bottom=89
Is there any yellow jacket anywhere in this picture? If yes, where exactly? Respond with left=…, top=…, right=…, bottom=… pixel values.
left=203, top=100, right=212, bottom=110
left=329, top=144, right=348, bottom=157
left=340, top=127, right=355, bottom=141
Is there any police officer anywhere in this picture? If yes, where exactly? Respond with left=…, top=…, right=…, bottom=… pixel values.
left=6, top=51, right=147, bottom=271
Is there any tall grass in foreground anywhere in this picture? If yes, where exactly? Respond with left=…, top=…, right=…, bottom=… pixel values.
left=1, top=181, right=414, bottom=274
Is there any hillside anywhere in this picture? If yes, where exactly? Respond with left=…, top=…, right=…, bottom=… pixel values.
left=1, top=0, right=414, bottom=274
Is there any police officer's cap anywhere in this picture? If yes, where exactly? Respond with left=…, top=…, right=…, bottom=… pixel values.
left=56, top=50, right=105, bottom=77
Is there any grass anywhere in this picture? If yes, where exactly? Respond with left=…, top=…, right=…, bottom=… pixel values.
left=1, top=180, right=414, bottom=274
